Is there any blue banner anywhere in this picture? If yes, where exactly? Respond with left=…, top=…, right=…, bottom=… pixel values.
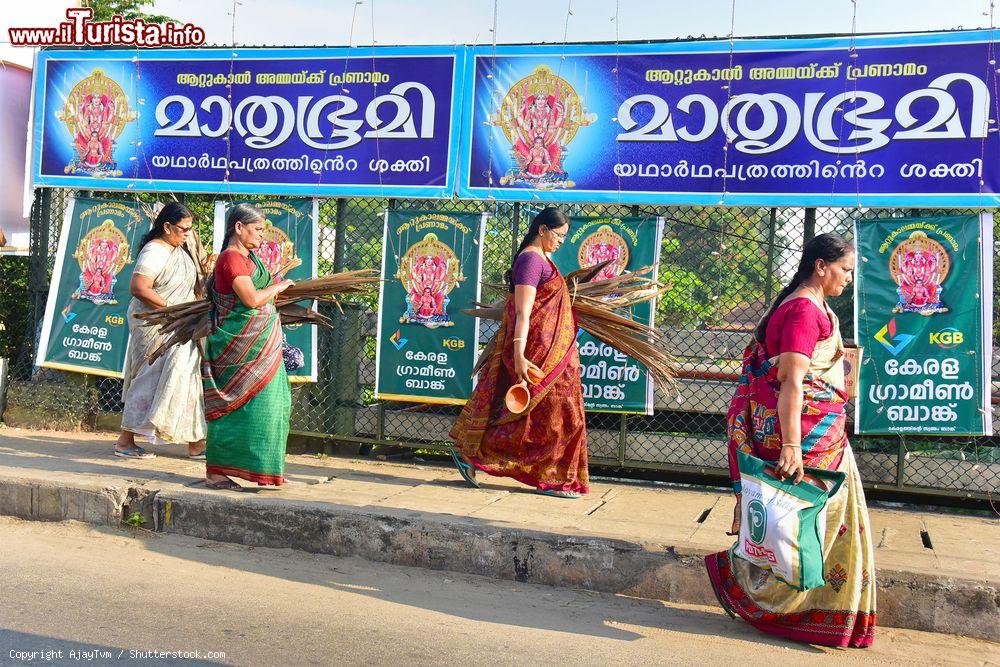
left=32, top=47, right=465, bottom=198
left=457, top=30, right=1000, bottom=206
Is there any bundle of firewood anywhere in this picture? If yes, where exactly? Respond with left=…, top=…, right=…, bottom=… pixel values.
left=135, top=267, right=380, bottom=363
left=465, top=261, right=677, bottom=391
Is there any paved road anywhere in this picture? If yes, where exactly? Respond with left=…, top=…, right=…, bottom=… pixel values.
left=0, top=517, right=995, bottom=666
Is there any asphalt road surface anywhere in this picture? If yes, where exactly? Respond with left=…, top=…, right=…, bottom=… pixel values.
left=0, top=517, right=995, bottom=666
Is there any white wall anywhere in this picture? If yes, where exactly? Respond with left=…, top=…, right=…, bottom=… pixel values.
left=0, top=63, right=31, bottom=255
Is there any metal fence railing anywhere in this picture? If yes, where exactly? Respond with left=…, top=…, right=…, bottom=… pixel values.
left=2, top=188, right=998, bottom=501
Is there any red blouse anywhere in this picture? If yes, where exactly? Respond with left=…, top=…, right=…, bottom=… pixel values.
left=214, top=249, right=255, bottom=294
left=764, top=297, right=833, bottom=358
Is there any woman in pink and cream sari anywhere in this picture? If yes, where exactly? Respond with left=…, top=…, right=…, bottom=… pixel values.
left=705, top=233, right=876, bottom=648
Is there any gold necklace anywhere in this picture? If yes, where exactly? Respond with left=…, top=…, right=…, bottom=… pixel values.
left=802, top=283, right=826, bottom=308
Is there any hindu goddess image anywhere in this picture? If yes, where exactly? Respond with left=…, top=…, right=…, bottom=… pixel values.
left=56, top=68, right=136, bottom=177
left=579, top=224, right=630, bottom=282
left=491, top=65, right=595, bottom=189
left=72, top=220, right=131, bottom=306
left=397, top=233, right=463, bottom=328
left=889, top=231, right=949, bottom=315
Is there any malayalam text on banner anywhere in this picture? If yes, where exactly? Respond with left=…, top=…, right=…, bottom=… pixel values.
left=32, top=47, right=466, bottom=198
left=459, top=31, right=1000, bottom=206
left=855, top=214, right=994, bottom=435
left=35, top=196, right=149, bottom=378
left=375, top=210, right=486, bottom=405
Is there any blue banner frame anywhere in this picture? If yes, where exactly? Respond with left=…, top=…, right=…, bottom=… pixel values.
left=457, top=30, right=1000, bottom=207
left=31, top=46, right=467, bottom=198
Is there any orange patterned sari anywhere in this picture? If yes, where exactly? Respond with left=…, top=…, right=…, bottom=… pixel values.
left=450, top=263, right=589, bottom=493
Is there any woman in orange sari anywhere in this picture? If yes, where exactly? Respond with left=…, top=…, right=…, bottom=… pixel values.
left=450, top=207, right=588, bottom=498
left=705, top=233, right=876, bottom=648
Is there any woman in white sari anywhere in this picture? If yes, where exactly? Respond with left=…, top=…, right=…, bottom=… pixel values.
left=114, top=202, right=207, bottom=459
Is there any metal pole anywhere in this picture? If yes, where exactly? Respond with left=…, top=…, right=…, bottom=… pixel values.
left=365, top=199, right=397, bottom=456
left=333, top=198, right=347, bottom=272
left=618, top=414, right=628, bottom=466
left=765, top=207, right=778, bottom=305
left=803, top=207, right=816, bottom=244
left=511, top=202, right=521, bottom=266
left=376, top=402, right=386, bottom=443
left=29, top=189, right=53, bottom=336
left=329, top=198, right=360, bottom=443
left=896, top=439, right=907, bottom=489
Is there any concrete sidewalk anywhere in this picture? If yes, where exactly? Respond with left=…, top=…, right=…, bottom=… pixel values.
left=0, top=426, right=997, bottom=642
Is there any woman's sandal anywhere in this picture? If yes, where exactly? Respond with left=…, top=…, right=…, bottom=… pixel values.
left=113, top=447, right=156, bottom=460
left=536, top=489, right=582, bottom=499
left=450, top=448, right=481, bottom=489
left=204, top=478, right=242, bottom=491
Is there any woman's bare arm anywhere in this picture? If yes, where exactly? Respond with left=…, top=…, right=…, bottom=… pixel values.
left=129, top=274, right=166, bottom=309
left=512, top=284, right=542, bottom=383
left=775, top=351, right=810, bottom=483
left=231, top=275, right=293, bottom=309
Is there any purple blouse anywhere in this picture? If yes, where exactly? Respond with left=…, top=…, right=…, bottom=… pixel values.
left=512, top=251, right=554, bottom=288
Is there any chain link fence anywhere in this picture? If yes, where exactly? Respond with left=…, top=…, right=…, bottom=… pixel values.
left=2, top=188, right=997, bottom=501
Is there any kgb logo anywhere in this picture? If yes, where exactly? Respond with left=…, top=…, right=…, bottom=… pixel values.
left=874, top=318, right=915, bottom=356
left=929, top=327, right=964, bottom=349
left=442, top=337, right=465, bottom=351
left=747, top=498, right=768, bottom=544
left=389, top=329, right=408, bottom=351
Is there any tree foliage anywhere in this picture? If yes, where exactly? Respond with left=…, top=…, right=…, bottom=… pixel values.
left=82, top=0, right=177, bottom=24
left=0, top=257, right=30, bottom=360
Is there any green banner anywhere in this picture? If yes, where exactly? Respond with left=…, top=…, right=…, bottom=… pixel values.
left=35, top=197, right=148, bottom=377
left=550, top=215, right=665, bottom=414
left=375, top=210, right=486, bottom=405
left=855, top=214, right=994, bottom=435
left=214, top=198, right=318, bottom=382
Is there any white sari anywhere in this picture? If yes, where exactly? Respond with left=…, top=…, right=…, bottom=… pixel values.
left=121, top=241, right=207, bottom=444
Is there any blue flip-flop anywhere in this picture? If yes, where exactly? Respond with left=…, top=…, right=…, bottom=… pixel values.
left=189, top=451, right=207, bottom=460
left=450, top=448, right=480, bottom=489
left=536, top=489, right=581, bottom=499
left=114, top=447, right=155, bottom=460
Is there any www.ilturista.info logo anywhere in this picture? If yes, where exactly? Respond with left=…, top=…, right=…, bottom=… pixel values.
left=8, top=8, right=206, bottom=48
left=874, top=318, right=915, bottom=356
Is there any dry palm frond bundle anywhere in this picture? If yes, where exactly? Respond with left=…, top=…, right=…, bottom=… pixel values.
left=465, top=260, right=677, bottom=392
left=135, top=269, right=380, bottom=363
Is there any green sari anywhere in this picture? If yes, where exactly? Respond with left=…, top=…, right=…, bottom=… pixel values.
left=202, top=252, right=290, bottom=485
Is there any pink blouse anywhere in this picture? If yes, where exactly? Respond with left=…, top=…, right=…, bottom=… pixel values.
left=764, top=297, right=833, bottom=358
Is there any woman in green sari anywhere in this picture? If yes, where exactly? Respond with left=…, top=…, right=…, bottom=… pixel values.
left=202, top=204, right=294, bottom=490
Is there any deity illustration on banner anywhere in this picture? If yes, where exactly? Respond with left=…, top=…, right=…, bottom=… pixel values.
left=252, top=221, right=297, bottom=277
left=72, top=220, right=131, bottom=305
left=56, top=68, right=137, bottom=178
left=491, top=65, right=595, bottom=190
left=397, top=233, right=463, bottom=328
left=889, top=231, right=950, bottom=315
left=578, top=225, right=629, bottom=281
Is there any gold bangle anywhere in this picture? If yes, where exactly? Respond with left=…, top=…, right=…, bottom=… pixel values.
left=781, top=443, right=802, bottom=449
left=512, top=337, right=525, bottom=342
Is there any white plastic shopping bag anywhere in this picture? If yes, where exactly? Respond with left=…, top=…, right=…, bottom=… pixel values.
left=735, top=450, right=846, bottom=591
